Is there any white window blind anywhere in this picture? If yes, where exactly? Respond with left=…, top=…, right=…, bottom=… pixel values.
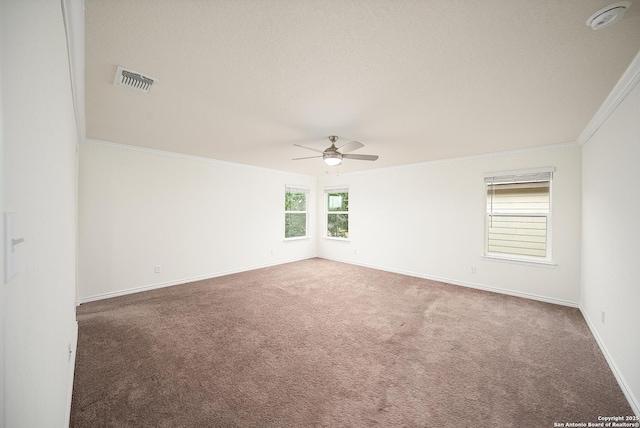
left=324, top=187, right=348, bottom=193
left=285, top=186, right=310, bottom=194
left=485, top=171, right=552, bottom=260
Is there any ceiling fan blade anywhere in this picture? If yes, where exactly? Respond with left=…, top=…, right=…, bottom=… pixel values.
left=337, top=140, right=364, bottom=153
left=292, top=155, right=323, bottom=160
left=294, top=144, right=324, bottom=154
left=342, top=153, right=379, bottom=161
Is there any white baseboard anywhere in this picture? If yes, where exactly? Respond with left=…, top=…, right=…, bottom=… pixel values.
left=319, top=256, right=579, bottom=308
left=320, top=257, right=638, bottom=414
left=580, top=308, right=640, bottom=416
left=76, top=256, right=316, bottom=305
left=65, top=320, right=78, bottom=428
left=73, top=256, right=638, bottom=417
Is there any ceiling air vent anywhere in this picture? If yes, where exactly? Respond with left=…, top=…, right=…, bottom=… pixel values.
left=586, top=1, right=632, bottom=30
left=113, top=66, right=157, bottom=94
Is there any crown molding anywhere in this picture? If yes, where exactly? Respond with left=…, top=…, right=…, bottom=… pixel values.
left=84, top=137, right=579, bottom=180
left=331, top=140, right=580, bottom=177
left=61, top=0, right=85, bottom=143
left=82, top=139, right=316, bottom=178
left=577, top=49, right=640, bottom=146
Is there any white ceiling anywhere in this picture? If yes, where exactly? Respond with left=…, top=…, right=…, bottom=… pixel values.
left=84, top=0, right=640, bottom=176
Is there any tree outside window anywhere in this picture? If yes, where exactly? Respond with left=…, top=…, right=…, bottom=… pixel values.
left=285, top=187, right=308, bottom=238
left=327, top=190, right=348, bottom=239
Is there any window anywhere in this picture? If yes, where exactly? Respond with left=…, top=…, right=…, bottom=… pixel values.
left=325, top=188, right=349, bottom=239
left=285, top=186, right=309, bottom=239
left=484, top=169, right=553, bottom=262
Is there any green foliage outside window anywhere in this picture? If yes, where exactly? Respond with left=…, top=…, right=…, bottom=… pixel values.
left=327, top=192, right=348, bottom=238
left=285, top=191, right=307, bottom=238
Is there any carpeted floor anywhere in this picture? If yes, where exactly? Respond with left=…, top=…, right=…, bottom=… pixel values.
left=71, top=258, right=632, bottom=427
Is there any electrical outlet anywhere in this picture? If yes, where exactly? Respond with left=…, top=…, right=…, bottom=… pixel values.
left=470, top=266, right=476, bottom=273
left=68, top=343, right=73, bottom=362
left=353, top=249, right=358, bottom=255
left=155, top=265, right=162, bottom=273
left=601, top=311, right=605, bottom=324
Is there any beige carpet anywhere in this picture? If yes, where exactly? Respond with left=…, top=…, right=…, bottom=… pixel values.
left=71, top=258, right=632, bottom=427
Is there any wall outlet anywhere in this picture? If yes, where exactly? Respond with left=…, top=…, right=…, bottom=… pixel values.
left=270, top=250, right=275, bottom=256
left=155, top=265, right=162, bottom=273
left=5, top=211, right=24, bottom=283
left=68, top=343, right=73, bottom=362
left=353, top=249, right=358, bottom=255
left=601, top=311, right=605, bottom=324
left=470, top=266, right=476, bottom=273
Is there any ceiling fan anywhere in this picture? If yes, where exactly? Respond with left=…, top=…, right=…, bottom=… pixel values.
left=293, top=136, right=379, bottom=166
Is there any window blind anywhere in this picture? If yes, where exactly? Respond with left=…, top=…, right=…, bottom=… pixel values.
left=285, top=185, right=310, bottom=194
left=484, top=171, right=552, bottom=185
left=324, top=187, right=348, bottom=194
left=485, top=171, right=552, bottom=259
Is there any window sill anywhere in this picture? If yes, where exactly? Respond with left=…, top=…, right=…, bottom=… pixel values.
left=284, top=236, right=310, bottom=242
left=324, top=237, right=350, bottom=242
left=482, top=254, right=556, bottom=268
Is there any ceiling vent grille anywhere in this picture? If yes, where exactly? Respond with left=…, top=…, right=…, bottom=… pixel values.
left=114, top=66, right=157, bottom=94
left=586, top=1, right=632, bottom=30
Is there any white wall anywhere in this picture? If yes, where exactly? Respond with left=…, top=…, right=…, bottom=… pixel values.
left=78, top=141, right=317, bottom=301
left=581, top=78, right=640, bottom=414
left=318, top=145, right=582, bottom=306
left=1, top=1, right=79, bottom=427
left=0, top=1, right=5, bottom=425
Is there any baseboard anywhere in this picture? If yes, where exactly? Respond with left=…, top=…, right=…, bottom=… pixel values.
left=316, top=257, right=638, bottom=413
left=76, top=256, right=316, bottom=304
left=319, top=256, right=579, bottom=308
left=73, top=256, right=638, bottom=417
left=580, top=308, right=640, bottom=416
left=65, top=320, right=78, bottom=427
left=79, top=254, right=579, bottom=307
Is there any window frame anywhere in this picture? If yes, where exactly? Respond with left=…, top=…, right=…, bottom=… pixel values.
left=324, top=187, right=349, bottom=241
left=284, top=185, right=309, bottom=240
left=483, top=168, right=554, bottom=265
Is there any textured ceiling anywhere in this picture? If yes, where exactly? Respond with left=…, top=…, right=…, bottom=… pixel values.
left=84, top=0, right=640, bottom=176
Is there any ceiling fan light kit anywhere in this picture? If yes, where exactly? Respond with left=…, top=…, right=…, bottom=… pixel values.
left=324, top=154, right=343, bottom=166
left=293, top=136, right=379, bottom=167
